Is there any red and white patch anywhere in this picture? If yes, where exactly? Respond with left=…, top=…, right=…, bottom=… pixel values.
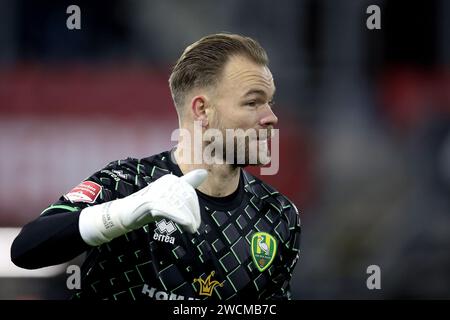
left=64, top=181, right=102, bottom=203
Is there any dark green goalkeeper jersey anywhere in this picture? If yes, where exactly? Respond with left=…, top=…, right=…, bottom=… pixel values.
left=17, top=149, right=301, bottom=300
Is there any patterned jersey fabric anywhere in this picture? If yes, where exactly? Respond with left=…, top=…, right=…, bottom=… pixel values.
left=42, top=149, right=301, bottom=300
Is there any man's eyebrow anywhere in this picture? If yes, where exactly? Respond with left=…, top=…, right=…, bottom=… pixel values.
left=243, top=88, right=276, bottom=98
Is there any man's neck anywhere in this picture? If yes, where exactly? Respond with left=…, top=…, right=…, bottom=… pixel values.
left=173, top=146, right=241, bottom=198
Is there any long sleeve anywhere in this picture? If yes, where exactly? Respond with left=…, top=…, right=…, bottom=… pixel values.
left=11, top=157, right=143, bottom=269
left=11, top=209, right=89, bottom=269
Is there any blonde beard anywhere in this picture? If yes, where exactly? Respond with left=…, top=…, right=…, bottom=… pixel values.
left=207, top=116, right=272, bottom=167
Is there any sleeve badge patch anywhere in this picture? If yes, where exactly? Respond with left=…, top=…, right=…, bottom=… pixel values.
left=64, top=181, right=102, bottom=203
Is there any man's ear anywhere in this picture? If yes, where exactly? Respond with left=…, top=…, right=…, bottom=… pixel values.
left=191, top=95, right=209, bottom=127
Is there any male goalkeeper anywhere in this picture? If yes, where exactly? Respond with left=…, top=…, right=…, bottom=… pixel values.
left=11, top=33, right=301, bottom=300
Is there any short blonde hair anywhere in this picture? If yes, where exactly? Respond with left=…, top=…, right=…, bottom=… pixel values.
left=169, top=33, right=269, bottom=111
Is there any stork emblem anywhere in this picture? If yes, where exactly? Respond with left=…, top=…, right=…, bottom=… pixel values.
left=251, top=232, right=277, bottom=272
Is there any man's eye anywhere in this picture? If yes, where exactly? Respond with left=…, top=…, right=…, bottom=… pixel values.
left=246, top=100, right=257, bottom=107
left=269, top=100, right=275, bottom=108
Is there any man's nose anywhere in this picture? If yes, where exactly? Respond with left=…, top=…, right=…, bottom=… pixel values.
left=259, top=104, right=278, bottom=127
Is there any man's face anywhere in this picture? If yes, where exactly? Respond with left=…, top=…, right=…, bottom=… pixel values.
left=207, top=55, right=278, bottom=166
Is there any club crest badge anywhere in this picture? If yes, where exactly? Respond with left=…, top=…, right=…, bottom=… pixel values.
left=251, top=232, right=277, bottom=272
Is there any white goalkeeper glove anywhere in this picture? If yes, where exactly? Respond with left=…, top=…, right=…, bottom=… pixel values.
left=78, top=169, right=208, bottom=246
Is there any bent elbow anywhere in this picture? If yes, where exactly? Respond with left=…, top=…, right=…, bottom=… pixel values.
left=10, top=231, right=40, bottom=270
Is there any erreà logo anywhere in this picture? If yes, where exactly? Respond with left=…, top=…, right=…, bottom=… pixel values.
left=251, top=232, right=277, bottom=272
left=153, top=219, right=176, bottom=244
left=193, top=271, right=224, bottom=297
left=156, top=219, right=176, bottom=235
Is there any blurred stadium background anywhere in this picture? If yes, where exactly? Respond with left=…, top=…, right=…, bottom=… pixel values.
left=0, top=0, right=449, bottom=299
